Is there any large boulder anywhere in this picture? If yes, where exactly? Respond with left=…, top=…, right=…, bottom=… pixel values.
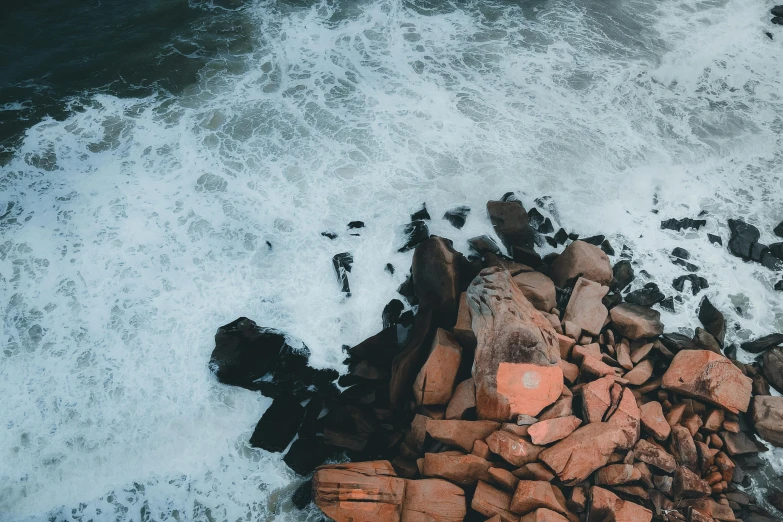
left=589, top=486, right=652, bottom=522
left=698, top=296, right=726, bottom=346
left=752, top=395, right=783, bottom=447
left=728, top=219, right=760, bottom=259
left=549, top=240, right=613, bottom=288
left=610, top=304, right=664, bottom=340
left=538, top=423, right=626, bottom=485
left=763, top=347, right=783, bottom=393
left=467, top=268, right=563, bottom=420
left=661, top=349, right=752, bottom=413
left=413, top=328, right=462, bottom=406
left=402, top=479, right=466, bottom=522
left=562, top=277, right=609, bottom=336
left=412, top=237, right=464, bottom=327
left=249, top=395, right=305, bottom=452
left=487, top=200, right=535, bottom=254
left=421, top=452, right=492, bottom=486
left=741, top=333, right=783, bottom=354
left=513, top=271, right=557, bottom=312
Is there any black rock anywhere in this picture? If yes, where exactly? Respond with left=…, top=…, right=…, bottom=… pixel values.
left=750, top=242, right=770, bottom=262
left=468, top=235, right=502, bottom=255
left=672, top=247, right=690, bottom=259
left=333, top=252, right=353, bottom=295
left=321, top=232, right=337, bottom=240
left=397, top=274, right=417, bottom=305
left=487, top=200, right=535, bottom=253
left=512, top=246, right=542, bottom=268
left=528, top=207, right=545, bottom=230
left=774, top=16, right=783, bottom=25
left=554, top=228, right=568, bottom=245
left=250, top=395, right=305, bottom=452
left=660, top=296, right=676, bottom=312
left=581, top=235, right=605, bottom=246
left=661, top=218, right=706, bottom=232
left=412, top=237, right=464, bottom=327
left=767, top=31, right=775, bottom=40
left=292, top=479, right=314, bottom=508
left=769, top=243, right=783, bottom=259
left=397, top=220, right=429, bottom=252
left=773, top=5, right=783, bottom=16
left=620, top=245, right=633, bottom=259
left=698, top=296, right=726, bottom=346
left=761, top=253, right=783, bottom=271
left=501, top=191, right=520, bottom=203
left=728, top=219, right=760, bottom=259
left=385, top=263, right=395, bottom=275
left=539, top=217, right=554, bottom=234
left=346, top=324, right=404, bottom=366
left=443, top=206, right=470, bottom=229
left=299, top=396, right=326, bottom=438
left=568, top=232, right=580, bottom=241
left=411, top=204, right=430, bottom=221
left=284, top=438, right=329, bottom=476
left=382, top=299, right=405, bottom=329
left=672, top=257, right=699, bottom=272
left=740, top=333, right=783, bottom=354
left=602, top=291, right=622, bottom=309
left=776, top=280, right=783, bottom=291
left=612, top=260, right=635, bottom=292
left=708, top=234, right=722, bottom=246
left=348, top=221, right=365, bottom=229
left=625, top=283, right=665, bottom=307
left=672, top=274, right=709, bottom=295
left=600, top=240, right=614, bottom=256
left=545, top=236, right=558, bottom=248
left=660, top=332, right=699, bottom=352
left=724, top=344, right=738, bottom=359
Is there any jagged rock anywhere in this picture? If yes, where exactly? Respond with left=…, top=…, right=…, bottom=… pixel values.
left=285, top=438, right=329, bottom=475
left=513, top=271, right=557, bottom=312
left=445, top=378, right=476, bottom=420
left=694, top=327, right=721, bottom=354
left=549, top=240, right=613, bottom=287
left=472, top=481, right=517, bottom=522
left=510, top=480, right=568, bottom=516
left=741, top=333, right=783, bottom=354
left=624, top=359, right=653, bottom=386
left=487, top=200, right=535, bottom=254
left=698, top=296, right=726, bottom=346
left=467, top=268, right=563, bottom=420
left=581, top=375, right=614, bottom=423
left=250, top=395, right=305, bottom=452
left=661, top=218, right=706, bottom=232
left=610, top=303, right=664, bottom=340
left=486, top=430, right=543, bottom=466
left=589, top=486, right=652, bottom=522
left=612, top=260, right=635, bottom=292
left=411, top=204, right=431, bottom=221
left=728, top=219, right=760, bottom=259
left=468, top=235, right=503, bottom=256
left=313, top=461, right=405, bottom=522
left=594, top=464, right=641, bottom=486
left=426, top=420, right=500, bottom=453
left=634, top=439, right=676, bottom=472
left=720, top=431, right=765, bottom=455
left=673, top=466, right=711, bottom=499
left=333, top=252, right=353, bottom=295
left=673, top=274, right=709, bottom=295
left=708, top=233, right=722, bottom=245
left=413, top=328, right=462, bottom=406
left=606, top=387, right=641, bottom=449
left=519, top=508, right=569, bottom=522
left=489, top=467, right=520, bottom=492
left=763, top=347, right=783, bottom=392
left=752, top=395, right=783, bottom=447
left=538, top=423, right=626, bottom=484
left=398, top=220, right=430, bottom=252
left=671, top=425, right=699, bottom=472
left=443, top=206, right=470, bottom=229
left=383, top=299, right=405, bottom=329
left=402, top=479, right=466, bottom=522
left=390, top=309, right=435, bottom=409
left=640, top=401, right=671, bottom=441
left=662, top=349, right=752, bottom=413
left=527, top=416, right=582, bottom=445
left=625, top=283, right=666, bottom=307
left=563, top=277, right=609, bottom=336
left=412, top=237, right=463, bottom=327
left=421, top=452, right=492, bottom=486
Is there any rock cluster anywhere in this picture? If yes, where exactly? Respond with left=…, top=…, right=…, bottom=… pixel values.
left=210, top=198, right=783, bottom=521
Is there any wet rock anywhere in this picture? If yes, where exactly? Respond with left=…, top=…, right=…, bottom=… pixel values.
left=751, top=395, right=783, bottom=447
left=539, top=423, right=626, bottom=484
left=510, top=480, right=568, bottom=516
left=468, top=235, right=503, bottom=256
left=250, top=395, right=305, bottom=452
left=292, top=478, right=313, bottom=509
left=421, top=452, right=492, bottom=486
left=513, top=271, right=557, bottom=312
left=762, top=347, right=783, bottom=392
left=313, top=461, right=405, bottom=522
left=412, top=237, right=463, bottom=327
left=600, top=239, right=615, bottom=256
left=284, top=438, right=329, bottom=475
left=720, top=431, right=765, bottom=455
left=398, top=220, right=430, bottom=252
left=321, top=231, right=337, bottom=240
left=512, top=246, right=542, bottom=268
left=698, top=296, right=725, bottom=346
left=468, top=268, right=563, bottom=420
left=443, top=206, right=470, bottom=229
left=383, top=299, right=405, bottom=329
left=610, top=303, right=664, bottom=340
left=672, top=247, right=690, bottom=259
left=554, top=228, right=568, bottom=245
left=472, top=480, right=517, bottom=522
left=662, top=349, right=752, bottom=413
left=528, top=416, right=582, bottom=445
left=589, top=486, right=652, bottom=522
left=770, top=242, right=783, bottom=259
left=741, top=333, right=783, bottom=354
left=411, top=204, right=431, bottom=221
left=348, top=221, right=365, bottom=229
left=776, top=280, right=783, bottom=291
left=625, top=283, right=665, bottom=307
left=389, top=308, right=435, bottom=409
left=563, top=277, right=609, bottom=336
left=413, top=328, right=462, bottom=406
left=487, top=200, right=535, bottom=254
left=612, top=260, right=634, bottom=291
left=403, top=478, right=466, bottom=522
left=673, top=274, right=709, bottom=295
left=708, top=233, right=722, bottom=246
left=549, top=240, right=613, bottom=287
left=660, top=218, right=706, bottom=232
left=728, top=219, right=760, bottom=259
left=426, top=420, right=500, bottom=453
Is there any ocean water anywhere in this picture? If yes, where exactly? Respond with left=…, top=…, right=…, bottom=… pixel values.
left=1, top=0, right=782, bottom=520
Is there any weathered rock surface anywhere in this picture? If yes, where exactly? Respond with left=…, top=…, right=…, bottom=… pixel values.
left=513, top=271, right=558, bottom=312
left=313, top=461, right=405, bottom=522
left=639, top=401, right=671, bottom=441
left=673, top=466, right=711, bottom=499
left=563, top=277, right=609, bottom=336
left=539, top=423, right=626, bottom=484
left=402, top=479, right=466, bottom=522
left=741, top=333, right=783, bottom=354
left=487, top=200, right=535, bottom=254
left=752, top=395, right=783, bottom=447
left=445, top=378, right=476, bottom=420
left=589, top=486, right=652, bottom=522
left=426, top=420, right=500, bottom=453
left=606, top=387, right=641, bottom=450
left=661, top=349, right=752, bottom=413
left=413, top=328, right=462, bottom=406
left=411, top=237, right=463, bottom=327
left=486, top=429, right=544, bottom=466
left=698, top=296, right=726, bottom=347
left=763, top=347, right=783, bottom=393
left=468, top=268, right=563, bottom=420
left=472, top=480, right=517, bottom=522
left=634, top=439, right=676, bottom=473
left=610, top=303, right=664, bottom=340
left=510, top=480, right=568, bottom=516
left=549, top=240, right=613, bottom=287
left=528, top=416, right=582, bottom=445
left=581, top=375, right=614, bottom=423
left=421, top=452, right=492, bottom=486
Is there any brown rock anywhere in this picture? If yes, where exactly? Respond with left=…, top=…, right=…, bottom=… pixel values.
left=538, top=394, right=573, bottom=421
left=672, top=466, right=711, bottom=499
left=680, top=498, right=736, bottom=521
left=486, top=430, right=544, bottom=466
left=489, top=467, right=521, bottom=492
left=538, top=423, right=626, bottom=485
left=453, top=293, right=476, bottom=350
left=411, top=237, right=462, bottom=327
left=661, top=350, right=752, bottom=414
left=681, top=414, right=703, bottom=437
left=719, top=431, right=764, bottom=455
left=630, top=342, right=654, bottom=364
left=528, top=416, right=582, bottom=445
left=702, top=409, right=724, bottom=433
left=390, top=310, right=435, bottom=410
left=634, top=439, right=676, bottom=473
left=634, top=461, right=654, bottom=488
left=472, top=481, right=517, bottom=522
left=563, top=277, right=609, bottom=336
left=654, top=475, right=673, bottom=496
left=624, top=359, right=654, bottom=386
left=606, top=387, right=641, bottom=450
left=751, top=395, right=783, bottom=447
left=762, top=346, right=783, bottom=393
left=313, top=460, right=406, bottom=522
left=640, top=401, right=671, bottom=441
left=556, top=334, right=576, bottom=360
left=670, top=425, right=699, bottom=472
left=568, top=486, right=587, bottom=513
left=502, top=423, right=530, bottom=437
left=472, top=440, right=491, bottom=460
left=514, top=272, right=557, bottom=312
left=616, top=341, right=633, bottom=370
left=558, top=359, right=579, bottom=384
left=514, top=462, right=556, bottom=481
left=589, top=486, right=652, bottom=522
left=666, top=403, right=687, bottom=427
left=610, top=304, right=664, bottom=340
left=421, top=452, right=492, bottom=486
left=445, top=378, right=476, bottom=420
left=581, top=354, right=616, bottom=379
left=563, top=321, right=582, bottom=341
left=414, top=329, right=462, bottom=406
left=510, top=480, right=568, bottom=516
left=581, top=375, right=614, bottom=423
left=426, top=420, right=500, bottom=453
left=519, top=509, right=569, bottom=522
left=487, top=200, right=535, bottom=255
left=570, top=343, right=601, bottom=363
left=594, top=464, right=641, bottom=486
left=549, top=240, right=613, bottom=288
left=402, top=478, right=466, bottom=522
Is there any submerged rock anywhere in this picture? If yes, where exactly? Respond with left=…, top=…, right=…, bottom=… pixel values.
left=398, top=220, right=430, bottom=252
left=625, top=283, right=665, bottom=307
left=698, top=296, right=726, bottom=346
left=333, top=252, right=353, bottom=295
left=728, top=219, right=760, bottom=259
left=611, top=260, right=634, bottom=291
left=411, top=204, right=430, bottom=221
left=660, top=218, right=706, bottom=232
left=250, top=395, right=305, bottom=452
left=673, top=274, right=709, bottom=295
left=443, top=206, right=470, bottom=229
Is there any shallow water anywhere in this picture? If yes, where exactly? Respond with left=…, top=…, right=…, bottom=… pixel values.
left=1, top=0, right=782, bottom=519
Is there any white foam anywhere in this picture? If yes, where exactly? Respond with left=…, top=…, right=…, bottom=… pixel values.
left=1, top=0, right=782, bottom=519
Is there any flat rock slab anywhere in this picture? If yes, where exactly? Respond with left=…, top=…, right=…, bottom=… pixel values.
left=539, top=422, right=626, bottom=485
left=510, top=480, right=568, bottom=516
left=610, top=303, right=664, bottom=340
left=402, top=479, right=466, bottom=522
left=563, top=277, right=609, bottom=336
left=421, top=452, right=492, bottom=486
left=513, top=271, right=557, bottom=312
left=528, top=416, right=582, bottom=445
left=472, top=481, right=517, bottom=522
left=640, top=401, right=671, bottom=441
left=549, top=240, right=613, bottom=288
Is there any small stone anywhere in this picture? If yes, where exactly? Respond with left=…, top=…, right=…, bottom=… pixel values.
left=581, top=375, right=614, bottom=423
left=612, top=260, right=634, bottom=291
left=740, top=333, right=783, bottom=354
left=624, top=359, right=654, bottom=386
left=720, top=430, right=765, bottom=455
left=513, top=271, right=558, bottom=312
left=421, top=452, right=492, bottom=486
left=488, top=467, right=520, bottom=492
left=640, top=401, right=671, bottom=441
left=443, top=206, right=470, bottom=229
left=671, top=425, right=699, bottom=472
left=594, top=464, right=641, bottom=486
left=510, top=480, right=568, bottom=516
left=630, top=342, right=654, bottom=364
left=625, top=283, right=666, bottom=307
left=698, top=296, right=726, bottom=346
left=727, top=218, right=760, bottom=259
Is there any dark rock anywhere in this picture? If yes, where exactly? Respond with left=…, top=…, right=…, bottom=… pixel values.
left=672, top=258, right=699, bottom=272
left=725, top=344, right=738, bottom=359
left=776, top=280, right=783, bottom=291
left=763, top=347, right=783, bottom=393
left=751, top=242, right=770, bottom=263
left=250, top=395, right=305, bottom=452
left=390, top=309, right=435, bottom=409
left=321, top=232, right=337, bottom=240
left=292, top=479, right=314, bottom=509
left=673, top=274, right=709, bottom=295
left=612, top=260, right=634, bottom=291
left=770, top=243, right=783, bottom=259
left=761, top=253, right=782, bottom=271
left=285, top=438, right=328, bottom=476
left=582, top=235, right=605, bottom=246
left=698, top=296, right=726, bottom=346
left=672, top=247, right=690, bottom=259
left=728, top=219, right=760, bottom=259
left=397, top=274, right=417, bottom=305
left=708, top=234, right=722, bottom=246
left=661, top=218, right=706, bottom=232
left=398, top=220, right=430, bottom=252
left=773, top=5, right=783, bottom=16
left=545, top=236, right=558, bottom=248
left=528, top=207, right=545, bottom=230
left=773, top=16, right=783, bottom=24
left=660, top=332, right=699, bottom=352
left=554, top=228, right=568, bottom=245
left=468, top=235, right=502, bottom=256
left=348, top=221, right=365, bottom=229
left=602, top=291, right=622, bottom=310
left=345, top=325, right=402, bottom=366
left=600, top=240, right=615, bottom=256
left=333, top=253, right=353, bottom=295
left=443, top=206, right=470, bottom=229
left=411, top=204, right=430, bottom=221
left=385, top=263, right=395, bottom=275
left=299, top=395, right=326, bottom=438
left=540, top=218, right=554, bottom=234
left=382, top=299, right=405, bottom=329
left=625, top=283, right=665, bottom=307
left=511, top=246, right=542, bottom=268
left=501, top=191, right=520, bottom=203
left=741, top=334, right=783, bottom=354
left=412, top=237, right=463, bottom=327
left=486, top=200, right=535, bottom=253
left=620, top=245, right=633, bottom=259
left=766, top=31, right=774, bottom=40
left=660, top=296, right=675, bottom=312
left=568, top=232, right=580, bottom=241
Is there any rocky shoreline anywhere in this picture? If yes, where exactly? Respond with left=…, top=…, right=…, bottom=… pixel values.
left=209, top=194, right=783, bottom=522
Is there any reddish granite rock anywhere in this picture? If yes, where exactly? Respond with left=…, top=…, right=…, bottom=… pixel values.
left=425, top=420, right=500, bottom=453
left=514, top=271, right=557, bottom=312
left=606, top=388, right=641, bottom=450
left=609, top=304, right=664, bottom=340
left=581, top=375, right=614, bottom=423
left=472, top=481, right=518, bottom=522
left=570, top=343, right=601, bottom=363
left=514, top=462, right=556, bottom=481
left=519, top=509, right=569, bottom=522
left=558, top=359, right=579, bottom=384
left=445, top=378, right=476, bottom=420
left=680, top=498, right=736, bottom=521
left=616, top=341, right=633, bottom=370
left=510, top=480, right=568, bottom=516
left=670, top=425, right=698, bottom=472
left=720, top=430, right=765, bottom=455
left=549, top=240, right=613, bottom=288
left=414, top=328, right=462, bottom=406
left=313, top=460, right=406, bottom=522
left=661, top=350, right=752, bottom=414
left=486, top=430, right=544, bottom=466
left=402, top=478, right=466, bottom=522
left=556, top=334, right=576, bottom=360
left=589, top=486, right=652, bottom=522
left=538, top=394, right=574, bottom=421
left=563, top=277, right=609, bottom=336
left=421, top=452, right=492, bottom=486
left=634, top=439, right=676, bottom=473
left=665, top=403, right=687, bottom=427
left=595, top=464, right=641, bottom=486
left=468, top=268, right=563, bottom=420
left=528, top=416, right=582, bottom=445
left=453, top=293, right=476, bottom=350
left=640, top=401, right=671, bottom=441
left=752, top=395, right=783, bottom=447
left=539, top=423, right=626, bottom=485
left=581, top=354, right=616, bottom=379
left=489, top=467, right=521, bottom=492
left=672, top=466, right=711, bottom=499
left=623, top=359, right=653, bottom=386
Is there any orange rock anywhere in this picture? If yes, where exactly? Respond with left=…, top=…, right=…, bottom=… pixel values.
left=661, top=350, right=752, bottom=414
left=589, top=486, right=652, bottom=522
left=426, top=419, right=500, bottom=452
left=639, top=401, right=671, bottom=441
left=414, top=329, right=462, bottom=406
left=702, top=408, right=724, bottom=433
left=468, top=268, right=563, bottom=421
left=313, top=460, right=406, bottom=522
left=558, top=359, right=579, bottom=384
left=556, top=334, right=576, bottom=360
left=606, top=388, right=640, bottom=450
left=633, top=439, right=676, bottom=473
left=472, top=481, right=518, bottom=522
left=472, top=439, right=492, bottom=460
left=513, top=271, right=557, bottom=312
left=528, top=416, right=582, bottom=445
left=510, top=480, right=568, bottom=516
left=519, top=509, right=569, bottom=522
left=630, top=342, right=654, bottom=364
left=489, top=467, right=521, bottom=492
left=549, top=240, right=613, bottom=288
left=672, top=466, right=711, bottom=499
left=538, top=394, right=573, bottom=421
left=445, top=378, right=476, bottom=420
left=453, top=292, right=476, bottom=350
left=538, top=423, right=626, bottom=485
left=570, top=343, right=601, bottom=363
left=594, top=464, right=641, bottom=486
left=563, top=277, right=609, bottom=336
left=616, top=340, right=633, bottom=370
left=581, top=355, right=616, bottom=379
left=486, top=430, right=544, bottom=466
left=513, top=462, right=556, bottom=481
left=623, top=359, right=653, bottom=386
left=421, top=452, right=492, bottom=486
left=402, top=478, right=466, bottom=522
left=581, top=375, right=614, bottom=423
left=666, top=403, right=687, bottom=427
